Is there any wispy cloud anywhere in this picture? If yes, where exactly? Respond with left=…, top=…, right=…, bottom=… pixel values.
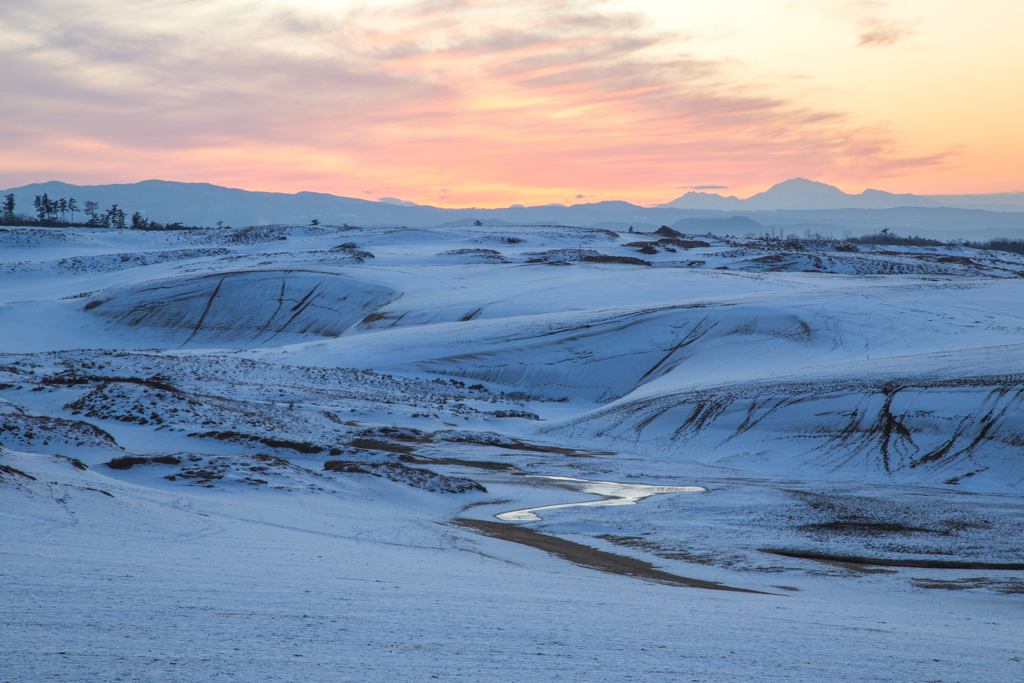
left=0, top=0, right=943, bottom=204
left=797, top=1, right=918, bottom=47
left=679, top=185, right=729, bottom=190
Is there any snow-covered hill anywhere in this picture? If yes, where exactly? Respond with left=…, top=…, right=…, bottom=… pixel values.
left=2, top=222, right=1023, bottom=681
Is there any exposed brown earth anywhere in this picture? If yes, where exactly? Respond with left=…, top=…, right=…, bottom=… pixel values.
left=454, top=517, right=766, bottom=593
left=761, top=548, right=1024, bottom=570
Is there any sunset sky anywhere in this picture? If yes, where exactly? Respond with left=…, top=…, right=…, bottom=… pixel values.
left=1, top=0, right=1021, bottom=207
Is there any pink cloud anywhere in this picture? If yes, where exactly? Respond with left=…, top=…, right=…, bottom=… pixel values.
left=0, top=0, right=949, bottom=205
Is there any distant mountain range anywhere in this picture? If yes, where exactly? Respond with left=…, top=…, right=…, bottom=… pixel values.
left=660, top=178, right=1024, bottom=212
left=3, top=178, right=1023, bottom=240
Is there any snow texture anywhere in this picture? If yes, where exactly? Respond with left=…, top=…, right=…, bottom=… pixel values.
left=2, top=222, right=1023, bottom=682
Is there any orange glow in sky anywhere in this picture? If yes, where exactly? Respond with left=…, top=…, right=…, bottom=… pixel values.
left=1, top=0, right=1021, bottom=206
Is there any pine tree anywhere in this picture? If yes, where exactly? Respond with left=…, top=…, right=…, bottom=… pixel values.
left=131, top=212, right=149, bottom=230
left=3, top=194, right=15, bottom=223
left=68, top=198, right=79, bottom=224
left=58, top=198, right=68, bottom=223
left=103, top=204, right=118, bottom=228
left=83, top=201, right=100, bottom=225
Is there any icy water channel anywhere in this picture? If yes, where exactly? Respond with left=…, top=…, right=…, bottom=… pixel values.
left=493, top=476, right=705, bottom=522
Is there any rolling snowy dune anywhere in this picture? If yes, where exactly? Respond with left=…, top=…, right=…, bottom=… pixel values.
left=2, top=222, right=1023, bottom=682
left=87, top=269, right=396, bottom=348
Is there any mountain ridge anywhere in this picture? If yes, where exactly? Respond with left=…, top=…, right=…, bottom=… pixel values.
left=3, top=178, right=1023, bottom=239
left=661, top=177, right=1024, bottom=212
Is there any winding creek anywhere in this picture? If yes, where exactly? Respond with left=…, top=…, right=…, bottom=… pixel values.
left=493, top=475, right=706, bottom=522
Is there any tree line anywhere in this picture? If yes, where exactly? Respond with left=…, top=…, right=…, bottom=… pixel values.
left=1, top=193, right=201, bottom=230
left=843, top=228, right=1024, bottom=257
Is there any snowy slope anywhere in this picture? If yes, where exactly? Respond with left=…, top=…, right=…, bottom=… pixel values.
left=2, top=222, right=1023, bottom=681
left=89, top=269, right=396, bottom=348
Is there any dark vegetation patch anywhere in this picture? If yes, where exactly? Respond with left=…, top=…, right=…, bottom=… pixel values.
left=0, top=464, right=37, bottom=480
left=42, top=353, right=541, bottom=446
left=158, top=453, right=310, bottom=488
left=190, top=430, right=324, bottom=454
left=653, top=226, right=682, bottom=238
left=581, top=254, right=652, bottom=266
left=935, top=255, right=975, bottom=265
left=798, top=521, right=946, bottom=535
left=760, top=548, right=1024, bottom=570
left=439, top=248, right=508, bottom=262
left=64, top=380, right=200, bottom=428
left=1, top=412, right=121, bottom=450
left=174, top=466, right=226, bottom=483
left=845, top=232, right=1024, bottom=256
left=660, top=238, right=710, bottom=249
left=628, top=237, right=711, bottom=251
left=397, top=453, right=521, bottom=472
left=455, top=518, right=762, bottom=593
left=912, top=577, right=1024, bottom=594
left=322, top=460, right=372, bottom=474
left=355, top=426, right=429, bottom=442
left=324, top=460, right=486, bottom=493
left=45, top=374, right=178, bottom=393
left=348, top=437, right=415, bottom=454
left=488, top=409, right=540, bottom=420
left=524, top=248, right=600, bottom=263
left=783, top=490, right=992, bottom=537
left=53, top=454, right=89, bottom=470
left=432, top=430, right=598, bottom=456
left=348, top=427, right=590, bottom=455
left=330, top=243, right=375, bottom=261
left=106, top=456, right=153, bottom=470
left=259, top=437, right=323, bottom=454
left=105, top=454, right=179, bottom=469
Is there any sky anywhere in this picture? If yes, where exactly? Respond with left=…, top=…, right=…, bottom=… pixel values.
left=1, top=0, right=1021, bottom=207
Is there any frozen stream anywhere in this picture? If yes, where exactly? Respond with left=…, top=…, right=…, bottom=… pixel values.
left=494, top=476, right=705, bottom=522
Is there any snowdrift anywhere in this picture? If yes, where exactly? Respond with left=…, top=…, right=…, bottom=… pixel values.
left=544, top=345, right=1024, bottom=489
left=85, top=269, right=396, bottom=348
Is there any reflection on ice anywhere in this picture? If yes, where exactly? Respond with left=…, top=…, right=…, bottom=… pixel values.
left=496, top=476, right=705, bottom=522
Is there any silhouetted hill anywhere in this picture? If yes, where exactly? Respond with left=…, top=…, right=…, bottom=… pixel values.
left=3, top=179, right=1022, bottom=239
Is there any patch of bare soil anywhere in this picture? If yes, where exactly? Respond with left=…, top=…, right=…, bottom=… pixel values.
left=912, top=577, right=1024, bottom=594
left=454, top=518, right=764, bottom=593
left=760, top=548, right=1024, bottom=570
